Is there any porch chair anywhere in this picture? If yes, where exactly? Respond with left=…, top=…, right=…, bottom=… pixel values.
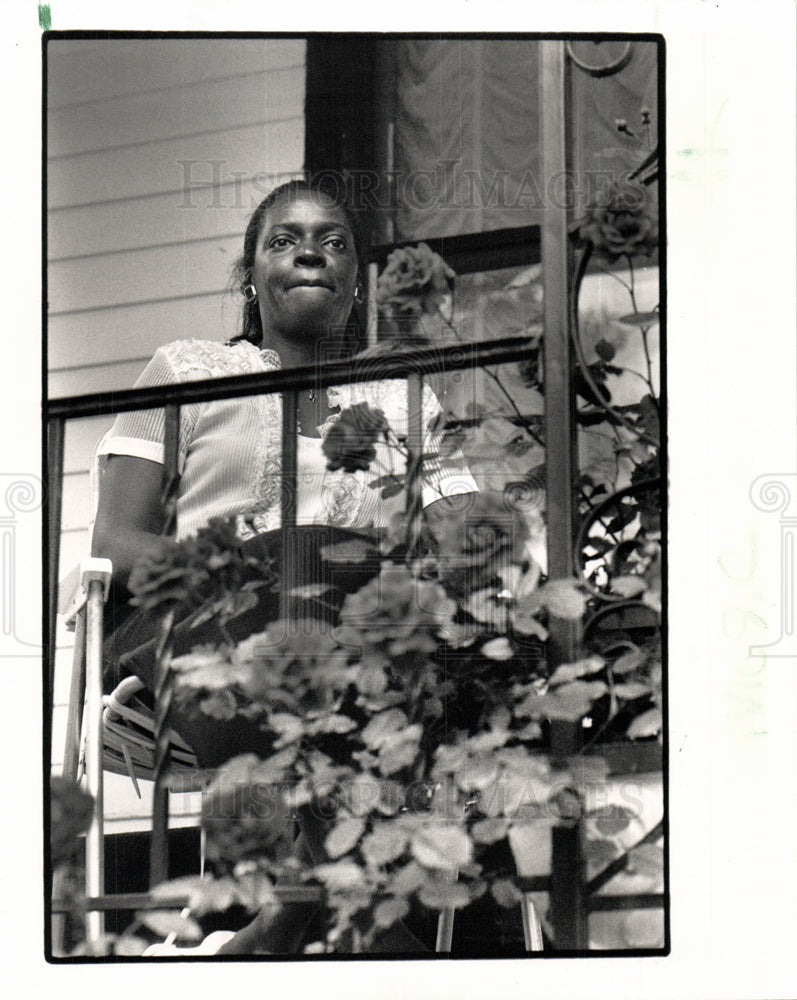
left=57, top=557, right=208, bottom=946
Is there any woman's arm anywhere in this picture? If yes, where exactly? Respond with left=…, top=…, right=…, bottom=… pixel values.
left=91, top=454, right=167, bottom=589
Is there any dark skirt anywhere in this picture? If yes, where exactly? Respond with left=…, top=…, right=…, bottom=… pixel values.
left=102, top=524, right=381, bottom=768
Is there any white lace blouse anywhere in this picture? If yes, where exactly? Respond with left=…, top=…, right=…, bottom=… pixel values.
left=94, top=339, right=477, bottom=541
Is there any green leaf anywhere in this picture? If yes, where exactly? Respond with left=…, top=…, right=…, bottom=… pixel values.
left=611, top=648, right=645, bottom=674
left=512, top=605, right=548, bottom=640
left=355, top=661, right=389, bottom=696
left=361, top=709, right=409, bottom=750
left=627, top=842, right=664, bottom=879
left=490, top=878, right=524, bottom=908
left=606, top=502, right=639, bottom=534
left=268, top=712, right=305, bottom=747
left=310, top=714, right=359, bottom=735
left=627, top=707, right=662, bottom=739
left=345, top=773, right=382, bottom=817
left=204, top=753, right=261, bottom=797
left=613, top=681, right=652, bottom=701
left=151, top=875, right=237, bottom=916
left=378, top=731, right=422, bottom=776
left=233, top=871, right=277, bottom=912
left=617, top=311, right=659, bottom=327
left=585, top=838, right=620, bottom=872
left=481, top=636, right=515, bottom=660
left=548, top=655, right=605, bottom=686
left=504, top=434, right=535, bottom=457
left=373, top=896, right=410, bottom=929
left=540, top=579, right=587, bottom=620
left=479, top=768, right=547, bottom=819
left=516, top=720, right=544, bottom=741
left=388, top=861, right=426, bottom=897
left=488, top=705, right=512, bottom=731
left=530, top=680, right=607, bottom=722
left=325, top=817, right=367, bottom=859
left=138, top=909, right=204, bottom=943
left=368, top=473, right=405, bottom=492
left=594, top=338, right=616, bottom=362
left=377, top=780, right=406, bottom=816
left=361, top=823, right=409, bottom=867
left=471, top=818, right=509, bottom=845
left=638, top=394, right=661, bottom=442
left=433, top=743, right=470, bottom=775
left=365, top=474, right=407, bottom=499
left=418, top=879, right=471, bottom=911
left=312, top=860, right=367, bottom=891
left=249, top=746, right=297, bottom=783
left=456, top=756, right=499, bottom=793
left=170, top=648, right=241, bottom=689
left=439, top=428, right=468, bottom=457
left=199, top=689, right=238, bottom=721
left=465, top=590, right=508, bottom=630
left=507, top=822, right=554, bottom=877
left=591, top=805, right=637, bottom=837
left=467, top=728, right=512, bottom=753
left=611, top=574, right=648, bottom=598
left=282, top=781, right=314, bottom=809
left=113, top=936, right=149, bottom=956
left=551, top=786, right=582, bottom=820
left=289, top=583, right=333, bottom=599
left=411, top=824, right=473, bottom=870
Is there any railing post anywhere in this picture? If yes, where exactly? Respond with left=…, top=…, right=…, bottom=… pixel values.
left=550, top=819, right=588, bottom=950
left=540, top=40, right=588, bottom=948
left=47, top=414, right=65, bottom=726
left=540, top=40, right=582, bottom=675
left=84, top=572, right=110, bottom=942
left=280, top=390, right=299, bottom=621
left=406, top=372, right=424, bottom=556
left=150, top=403, right=181, bottom=888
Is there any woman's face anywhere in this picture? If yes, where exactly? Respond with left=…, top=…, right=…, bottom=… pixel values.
left=251, top=190, right=359, bottom=343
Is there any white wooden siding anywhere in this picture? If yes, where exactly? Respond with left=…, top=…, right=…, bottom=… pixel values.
left=48, top=37, right=306, bottom=833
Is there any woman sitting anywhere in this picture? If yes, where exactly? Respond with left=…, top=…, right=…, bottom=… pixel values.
left=93, top=177, right=476, bottom=763
left=90, top=178, right=477, bottom=952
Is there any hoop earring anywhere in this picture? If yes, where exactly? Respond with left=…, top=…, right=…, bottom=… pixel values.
left=242, top=283, right=258, bottom=304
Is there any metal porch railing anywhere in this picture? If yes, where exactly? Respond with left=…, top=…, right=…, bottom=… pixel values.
left=46, top=40, right=664, bottom=953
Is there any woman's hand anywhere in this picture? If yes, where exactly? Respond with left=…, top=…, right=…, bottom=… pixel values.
left=91, top=455, right=167, bottom=590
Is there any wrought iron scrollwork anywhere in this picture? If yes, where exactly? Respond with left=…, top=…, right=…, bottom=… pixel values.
left=575, top=477, right=661, bottom=598
left=565, top=40, right=633, bottom=78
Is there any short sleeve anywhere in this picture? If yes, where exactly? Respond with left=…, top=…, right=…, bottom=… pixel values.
left=95, top=342, right=200, bottom=473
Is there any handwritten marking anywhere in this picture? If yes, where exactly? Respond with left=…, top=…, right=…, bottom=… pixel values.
left=718, top=532, right=768, bottom=736
left=38, top=2, right=51, bottom=30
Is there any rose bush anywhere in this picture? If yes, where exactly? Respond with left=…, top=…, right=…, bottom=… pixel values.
left=103, top=185, right=662, bottom=953
left=322, top=402, right=390, bottom=473
left=376, top=242, right=455, bottom=320
left=434, top=490, right=530, bottom=596
left=127, top=515, right=274, bottom=620
left=578, top=177, right=658, bottom=261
